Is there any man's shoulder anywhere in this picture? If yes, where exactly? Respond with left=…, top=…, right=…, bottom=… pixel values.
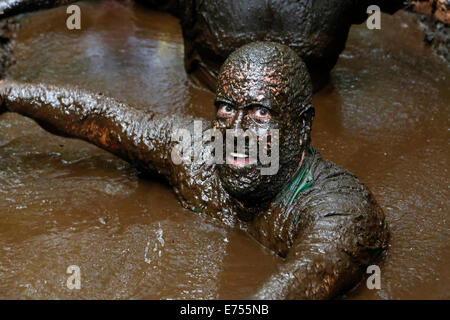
left=300, top=147, right=379, bottom=217
left=298, top=147, right=388, bottom=257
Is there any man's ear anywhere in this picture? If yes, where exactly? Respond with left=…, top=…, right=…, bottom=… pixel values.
left=306, top=105, right=315, bottom=122
left=299, top=105, right=314, bottom=123
left=299, top=105, right=314, bottom=147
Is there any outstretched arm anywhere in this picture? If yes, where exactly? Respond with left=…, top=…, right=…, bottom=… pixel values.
left=0, top=0, right=77, bottom=18
left=0, top=80, right=191, bottom=178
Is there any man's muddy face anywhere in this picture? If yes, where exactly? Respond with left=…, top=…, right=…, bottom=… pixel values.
left=214, top=96, right=276, bottom=169
left=213, top=43, right=308, bottom=206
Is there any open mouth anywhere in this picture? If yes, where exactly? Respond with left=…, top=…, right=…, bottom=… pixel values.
left=226, top=152, right=257, bottom=168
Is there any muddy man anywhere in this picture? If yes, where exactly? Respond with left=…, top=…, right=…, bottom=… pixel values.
left=0, top=0, right=407, bottom=89
left=0, top=41, right=388, bottom=299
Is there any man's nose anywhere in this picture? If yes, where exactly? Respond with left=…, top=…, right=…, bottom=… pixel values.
left=230, top=110, right=246, bottom=130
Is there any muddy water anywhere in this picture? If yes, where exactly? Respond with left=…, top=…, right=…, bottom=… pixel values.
left=0, top=1, right=448, bottom=299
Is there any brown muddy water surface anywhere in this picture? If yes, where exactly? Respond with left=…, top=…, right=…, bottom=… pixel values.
left=0, top=1, right=449, bottom=299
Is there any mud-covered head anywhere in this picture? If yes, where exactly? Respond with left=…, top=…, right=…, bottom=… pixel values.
left=213, top=41, right=314, bottom=208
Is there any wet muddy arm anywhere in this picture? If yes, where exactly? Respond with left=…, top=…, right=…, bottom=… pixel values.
left=255, top=220, right=359, bottom=299
left=255, top=185, right=388, bottom=299
left=0, top=80, right=186, bottom=177
left=0, top=0, right=76, bottom=19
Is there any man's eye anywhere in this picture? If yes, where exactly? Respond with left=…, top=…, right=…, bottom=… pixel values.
left=256, top=108, right=267, bottom=116
left=218, top=104, right=233, bottom=114
left=252, top=107, right=271, bottom=120
left=223, top=105, right=232, bottom=112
